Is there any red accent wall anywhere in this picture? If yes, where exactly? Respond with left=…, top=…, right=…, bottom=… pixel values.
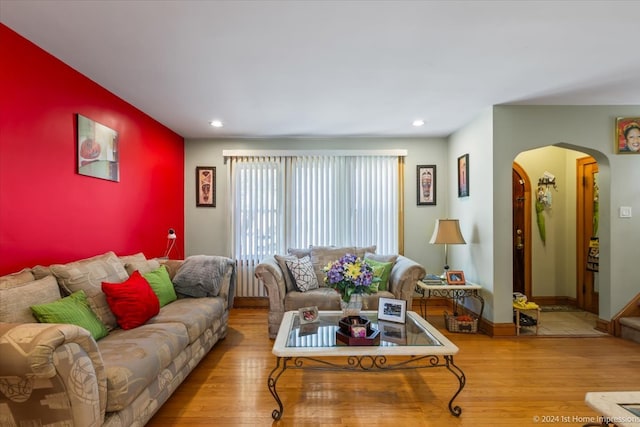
left=0, top=24, right=184, bottom=275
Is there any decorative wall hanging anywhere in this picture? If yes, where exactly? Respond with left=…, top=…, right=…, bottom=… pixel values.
left=535, top=171, right=558, bottom=244
left=196, top=166, right=215, bottom=207
left=615, top=117, right=640, bottom=154
left=457, top=154, right=469, bottom=197
left=417, top=165, right=436, bottom=205
left=77, top=114, right=119, bottom=182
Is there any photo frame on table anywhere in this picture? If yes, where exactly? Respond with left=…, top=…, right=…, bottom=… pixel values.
left=77, top=114, right=119, bottom=182
left=416, top=165, right=436, bottom=205
left=298, top=306, right=319, bottom=324
left=446, top=270, right=466, bottom=285
left=196, top=166, right=215, bottom=207
left=615, top=117, right=640, bottom=154
left=378, top=297, right=406, bottom=323
left=458, top=154, right=469, bottom=197
left=378, top=320, right=407, bottom=345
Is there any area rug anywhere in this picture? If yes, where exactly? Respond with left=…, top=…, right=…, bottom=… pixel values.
left=539, top=305, right=583, bottom=312
left=519, top=310, right=608, bottom=337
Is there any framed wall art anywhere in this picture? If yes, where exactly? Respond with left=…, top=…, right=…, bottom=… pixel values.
left=77, top=114, right=119, bottom=182
left=417, top=165, right=436, bottom=205
left=196, top=166, right=215, bottom=207
left=615, top=117, right=640, bottom=154
left=458, top=154, right=469, bottom=197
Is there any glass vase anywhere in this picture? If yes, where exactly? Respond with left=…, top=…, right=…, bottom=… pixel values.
left=341, top=294, right=363, bottom=317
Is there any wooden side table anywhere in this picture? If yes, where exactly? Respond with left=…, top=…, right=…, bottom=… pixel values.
left=513, top=306, right=541, bottom=336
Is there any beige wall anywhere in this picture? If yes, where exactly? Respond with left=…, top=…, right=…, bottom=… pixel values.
left=185, top=105, right=640, bottom=323
left=492, top=105, right=640, bottom=322
left=184, top=137, right=450, bottom=275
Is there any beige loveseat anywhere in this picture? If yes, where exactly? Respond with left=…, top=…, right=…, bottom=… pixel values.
left=255, top=245, right=426, bottom=338
left=0, top=251, right=235, bottom=427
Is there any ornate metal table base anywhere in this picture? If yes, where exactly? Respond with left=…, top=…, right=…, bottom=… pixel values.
left=268, top=354, right=466, bottom=420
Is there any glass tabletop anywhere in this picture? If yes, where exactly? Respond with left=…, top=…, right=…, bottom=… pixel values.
left=286, top=311, right=443, bottom=348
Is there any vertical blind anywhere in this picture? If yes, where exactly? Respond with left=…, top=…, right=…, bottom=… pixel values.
left=227, top=153, right=402, bottom=297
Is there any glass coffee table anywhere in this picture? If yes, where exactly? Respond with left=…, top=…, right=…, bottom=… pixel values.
left=268, top=310, right=465, bottom=420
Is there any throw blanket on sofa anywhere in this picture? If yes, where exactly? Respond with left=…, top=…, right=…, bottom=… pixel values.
left=173, top=255, right=235, bottom=300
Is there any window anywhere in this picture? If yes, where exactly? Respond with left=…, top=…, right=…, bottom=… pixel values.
left=227, top=152, right=403, bottom=297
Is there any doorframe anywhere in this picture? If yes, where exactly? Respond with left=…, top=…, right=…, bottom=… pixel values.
left=576, top=156, right=599, bottom=313
left=513, top=162, right=532, bottom=299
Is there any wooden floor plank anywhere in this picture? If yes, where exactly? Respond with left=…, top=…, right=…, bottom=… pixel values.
left=147, top=308, right=640, bottom=426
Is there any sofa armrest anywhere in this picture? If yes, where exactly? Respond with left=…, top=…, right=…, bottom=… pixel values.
left=388, top=255, right=426, bottom=307
left=0, top=322, right=107, bottom=426
left=255, top=257, right=286, bottom=313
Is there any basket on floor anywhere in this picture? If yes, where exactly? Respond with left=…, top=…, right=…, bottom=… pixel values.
left=444, top=312, right=478, bottom=333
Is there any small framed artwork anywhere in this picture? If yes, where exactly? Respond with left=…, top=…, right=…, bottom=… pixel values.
left=298, top=306, right=319, bottom=324
left=615, top=117, right=640, bottom=153
left=378, top=297, right=407, bottom=323
left=77, top=114, right=119, bottom=182
left=458, top=154, right=469, bottom=197
left=196, top=166, right=215, bottom=207
left=379, top=321, right=407, bottom=345
left=417, top=165, right=436, bottom=205
left=446, top=270, right=466, bottom=285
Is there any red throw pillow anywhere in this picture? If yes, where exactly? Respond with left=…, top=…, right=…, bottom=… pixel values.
left=101, top=270, right=160, bottom=330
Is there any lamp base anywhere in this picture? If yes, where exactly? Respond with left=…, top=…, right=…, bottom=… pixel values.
left=439, top=265, right=450, bottom=279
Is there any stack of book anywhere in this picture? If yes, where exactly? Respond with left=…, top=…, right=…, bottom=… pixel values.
left=422, top=274, right=444, bottom=285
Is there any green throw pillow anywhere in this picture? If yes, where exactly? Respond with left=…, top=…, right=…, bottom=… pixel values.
left=31, top=290, right=108, bottom=340
left=143, top=265, right=177, bottom=307
left=365, top=259, right=394, bottom=291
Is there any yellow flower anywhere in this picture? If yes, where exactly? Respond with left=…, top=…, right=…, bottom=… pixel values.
left=345, top=262, right=361, bottom=279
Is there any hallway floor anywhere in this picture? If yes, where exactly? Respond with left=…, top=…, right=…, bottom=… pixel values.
left=519, top=309, right=608, bottom=337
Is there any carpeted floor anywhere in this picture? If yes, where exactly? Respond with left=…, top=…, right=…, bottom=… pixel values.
left=518, top=308, right=609, bottom=337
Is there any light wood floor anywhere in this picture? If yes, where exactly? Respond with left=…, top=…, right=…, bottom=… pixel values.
left=147, top=308, right=640, bottom=427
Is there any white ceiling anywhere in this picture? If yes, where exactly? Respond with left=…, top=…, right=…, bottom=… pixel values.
left=2, top=0, right=639, bottom=139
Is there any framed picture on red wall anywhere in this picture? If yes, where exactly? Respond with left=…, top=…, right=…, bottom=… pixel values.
left=196, top=166, right=215, bottom=207
left=77, top=114, right=119, bottom=182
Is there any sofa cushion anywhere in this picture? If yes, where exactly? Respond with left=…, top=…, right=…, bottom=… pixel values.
left=146, top=297, right=225, bottom=343
left=31, top=290, right=109, bottom=340
left=143, top=265, right=178, bottom=307
left=48, top=251, right=129, bottom=331
left=172, top=255, right=231, bottom=298
left=0, top=268, right=35, bottom=289
left=309, top=245, right=376, bottom=285
left=274, top=254, right=298, bottom=292
left=102, top=271, right=160, bottom=330
left=0, top=275, right=61, bottom=323
left=364, top=252, right=398, bottom=264
left=285, top=256, right=318, bottom=292
left=364, top=258, right=394, bottom=291
left=97, top=322, right=190, bottom=412
left=119, top=252, right=161, bottom=276
left=284, top=287, right=342, bottom=311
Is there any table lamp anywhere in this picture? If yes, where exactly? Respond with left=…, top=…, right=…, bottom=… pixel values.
left=429, top=219, right=466, bottom=277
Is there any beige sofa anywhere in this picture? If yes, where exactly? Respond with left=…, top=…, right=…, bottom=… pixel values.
left=255, top=245, right=426, bottom=338
left=0, top=251, right=235, bottom=427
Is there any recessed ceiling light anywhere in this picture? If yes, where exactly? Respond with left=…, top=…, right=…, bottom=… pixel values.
left=209, top=120, right=223, bottom=128
left=412, top=119, right=425, bottom=127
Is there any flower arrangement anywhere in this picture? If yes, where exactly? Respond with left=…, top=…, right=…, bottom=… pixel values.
left=322, top=253, right=379, bottom=303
